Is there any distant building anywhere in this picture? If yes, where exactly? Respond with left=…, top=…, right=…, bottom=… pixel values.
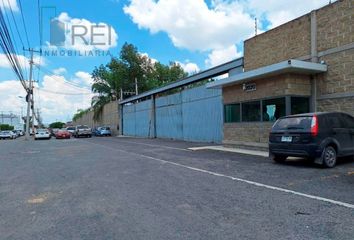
left=0, top=113, right=23, bottom=130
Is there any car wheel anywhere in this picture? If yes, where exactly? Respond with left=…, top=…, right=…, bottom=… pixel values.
left=322, top=146, right=337, bottom=168
left=273, top=155, right=287, bottom=163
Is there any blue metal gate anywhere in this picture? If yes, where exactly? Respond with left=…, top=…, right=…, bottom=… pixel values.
left=122, top=85, right=223, bottom=143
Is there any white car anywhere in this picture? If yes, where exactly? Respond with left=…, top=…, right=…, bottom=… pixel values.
left=0, top=131, right=16, bottom=140
left=34, top=129, right=51, bottom=140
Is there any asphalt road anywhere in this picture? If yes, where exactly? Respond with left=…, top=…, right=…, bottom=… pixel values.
left=0, top=136, right=353, bottom=240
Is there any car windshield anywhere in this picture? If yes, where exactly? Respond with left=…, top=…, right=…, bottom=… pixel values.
left=67, top=127, right=75, bottom=130
left=78, top=126, right=89, bottom=129
left=37, top=129, right=47, bottom=133
left=273, top=117, right=312, bottom=131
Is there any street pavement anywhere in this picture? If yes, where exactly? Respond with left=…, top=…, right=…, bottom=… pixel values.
left=0, top=136, right=353, bottom=240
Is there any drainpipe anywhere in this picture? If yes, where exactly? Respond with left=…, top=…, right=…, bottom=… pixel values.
left=310, top=10, right=318, bottom=112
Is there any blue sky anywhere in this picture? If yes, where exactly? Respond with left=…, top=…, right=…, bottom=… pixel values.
left=0, top=0, right=334, bottom=123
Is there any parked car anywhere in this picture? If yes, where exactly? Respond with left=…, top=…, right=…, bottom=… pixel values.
left=15, top=130, right=24, bottom=136
left=0, top=131, right=16, bottom=140
left=74, top=125, right=92, bottom=138
left=93, top=126, right=112, bottom=136
left=269, top=112, right=354, bottom=168
left=55, top=129, right=71, bottom=139
left=12, top=130, right=20, bottom=138
left=49, top=128, right=60, bottom=137
left=34, top=129, right=51, bottom=140
left=66, top=126, right=75, bottom=135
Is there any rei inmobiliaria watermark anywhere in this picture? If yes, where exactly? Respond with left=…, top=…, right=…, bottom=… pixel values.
left=41, top=7, right=113, bottom=57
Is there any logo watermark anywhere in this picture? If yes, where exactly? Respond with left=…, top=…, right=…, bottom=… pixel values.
left=41, top=7, right=113, bottom=57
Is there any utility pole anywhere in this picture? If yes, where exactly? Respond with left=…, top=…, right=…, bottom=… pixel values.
left=24, top=48, right=41, bottom=140
left=135, top=77, right=138, bottom=95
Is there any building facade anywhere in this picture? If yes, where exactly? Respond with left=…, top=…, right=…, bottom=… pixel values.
left=207, top=0, right=353, bottom=147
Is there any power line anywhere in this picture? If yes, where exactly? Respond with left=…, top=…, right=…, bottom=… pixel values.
left=0, top=6, right=26, bottom=88
left=35, top=64, right=92, bottom=91
left=37, top=88, right=93, bottom=95
left=0, top=0, right=28, bottom=80
left=17, top=0, right=30, bottom=48
left=37, top=0, right=42, bottom=46
left=3, top=0, right=26, bottom=48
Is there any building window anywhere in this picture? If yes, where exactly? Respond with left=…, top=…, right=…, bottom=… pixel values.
left=242, top=101, right=261, bottom=122
left=262, top=98, right=286, bottom=122
left=291, top=97, right=310, bottom=115
left=224, top=104, right=240, bottom=123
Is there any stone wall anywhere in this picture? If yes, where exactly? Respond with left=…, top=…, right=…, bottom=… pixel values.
left=73, top=101, right=119, bottom=135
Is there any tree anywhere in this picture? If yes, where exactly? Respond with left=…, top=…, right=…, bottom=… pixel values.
left=73, top=109, right=90, bottom=122
left=90, top=42, right=188, bottom=120
left=49, top=122, right=65, bottom=129
left=0, top=124, right=14, bottom=131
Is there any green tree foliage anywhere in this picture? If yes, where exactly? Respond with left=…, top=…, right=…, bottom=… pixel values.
left=73, top=109, right=90, bottom=122
left=49, top=122, right=65, bottom=129
left=90, top=42, right=187, bottom=120
left=0, top=124, right=14, bottom=130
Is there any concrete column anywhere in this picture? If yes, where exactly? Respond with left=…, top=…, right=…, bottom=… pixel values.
left=310, top=10, right=318, bottom=112
left=150, top=95, right=156, bottom=138
left=118, top=103, right=123, bottom=136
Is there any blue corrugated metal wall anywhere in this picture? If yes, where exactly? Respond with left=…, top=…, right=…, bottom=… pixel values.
left=122, top=104, right=136, bottom=136
left=155, top=93, right=183, bottom=140
left=181, top=86, right=223, bottom=143
left=135, top=100, right=152, bottom=137
left=122, top=85, right=223, bottom=143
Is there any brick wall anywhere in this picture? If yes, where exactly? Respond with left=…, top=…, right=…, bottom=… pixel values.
left=317, top=49, right=354, bottom=95
left=244, top=15, right=311, bottom=71
left=223, top=74, right=311, bottom=104
left=318, top=97, right=354, bottom=117
left=224, top=122, right=273, bottom=146
left=317, top=0, right=354, bottom=52
left=223, top=0, right=353, bottom=146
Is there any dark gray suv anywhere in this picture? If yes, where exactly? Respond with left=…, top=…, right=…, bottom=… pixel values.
left=269, top=112, right=354, bottom=168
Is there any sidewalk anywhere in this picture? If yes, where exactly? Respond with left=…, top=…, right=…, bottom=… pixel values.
left=188, top=145, right=269, bottom=157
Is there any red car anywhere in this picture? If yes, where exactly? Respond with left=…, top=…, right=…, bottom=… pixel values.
left=55, top=130, right=71, bottom=139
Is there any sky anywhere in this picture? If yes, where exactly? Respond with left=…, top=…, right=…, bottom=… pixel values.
left=0, top=0, right=335, bottom=124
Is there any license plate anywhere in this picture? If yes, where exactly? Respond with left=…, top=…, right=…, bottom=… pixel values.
left=281, top=136, right=292, bottom=142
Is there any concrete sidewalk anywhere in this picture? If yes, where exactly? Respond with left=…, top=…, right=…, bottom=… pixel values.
left=188, top=145, right=269, bottom=157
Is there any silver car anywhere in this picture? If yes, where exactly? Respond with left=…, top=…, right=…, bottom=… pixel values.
left=74, top=125, right=92, bottom=138
left=0, top=131, right=16, bottom=140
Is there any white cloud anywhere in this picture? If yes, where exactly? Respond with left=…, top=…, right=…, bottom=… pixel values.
left=246, top=0, right=336, bottom=28
left=0, top=71, right=95, bottom=124
left=176, top=61, right=200, bottom=74
left=140, top=52, right=158, bottom=64
left=0, top=80, right=27, bottom=114
left=47, top=12, right=118, bottom=52
left=124, top=0, right=336, bottom=68
left=53, top=67, right=67, bottom=75
left=124, top=0, right=255, bottom=52
left=0, top=0, right=18, bottom=11
left=34, top=73, right=94, bottom=123
left=0, top=54, right=45, bottom=73
left=74, top=71, right=93, bottom=87
left=205, top=45, right=242, bottom=67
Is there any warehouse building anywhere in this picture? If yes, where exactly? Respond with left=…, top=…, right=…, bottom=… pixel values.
left=207, top=0, right=353, bottom=148
left=119, top=0, right=353, bottom=147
